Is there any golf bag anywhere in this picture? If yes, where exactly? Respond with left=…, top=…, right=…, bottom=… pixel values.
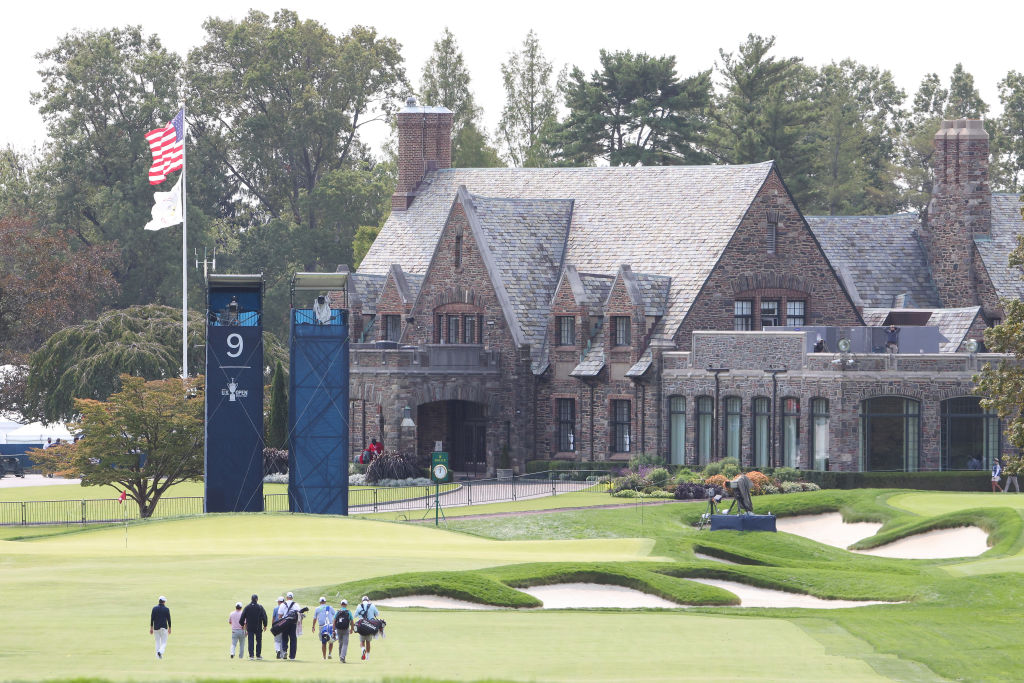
left=355, top=617, right=386, bottom=637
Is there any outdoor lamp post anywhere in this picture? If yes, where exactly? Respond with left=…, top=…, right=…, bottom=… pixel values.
left=401, top=405, right=415, bottom=428
left=707, top=367, right=730, bottom=462
left=765, top=368, right=788, bottom=468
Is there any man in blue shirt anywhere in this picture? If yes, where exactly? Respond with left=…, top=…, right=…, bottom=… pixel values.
left=149, top=596, right=171, bottom=659
left=312, top=597, right=336, bottom=660
left=354, top=595, right=381, bottom=661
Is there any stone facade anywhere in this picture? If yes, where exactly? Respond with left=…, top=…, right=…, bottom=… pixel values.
left=345, top=110, right=1022, bottom=475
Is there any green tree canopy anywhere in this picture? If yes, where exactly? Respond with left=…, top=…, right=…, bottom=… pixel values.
left=553, top=50, right=712, bottom=166
left=498, top=30, right=564, bottom=167
left=23, top=304, right=287, bottom=423
left=33, top=374, right=205, bottom=518
left=991, top=71, right=1024, bottom=192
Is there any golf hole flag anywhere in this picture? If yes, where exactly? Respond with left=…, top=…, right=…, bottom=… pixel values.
left=145, top=108, right=184, bottom=185
left=144, top=177, right=182, bottom=231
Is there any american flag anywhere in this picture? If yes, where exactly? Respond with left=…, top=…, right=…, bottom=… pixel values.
left=144, top=108, right=184, bottom=185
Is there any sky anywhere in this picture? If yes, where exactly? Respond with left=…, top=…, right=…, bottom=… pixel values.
left=3, top=0, right=1023, bottom=157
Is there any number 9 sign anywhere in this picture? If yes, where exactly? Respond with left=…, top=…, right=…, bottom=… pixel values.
left=226, top=333, right=244, bottom=358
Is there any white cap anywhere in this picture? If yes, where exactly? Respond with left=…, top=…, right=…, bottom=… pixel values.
left=286, top=591, right=294, bottom=599
left=235, top=602, right=242, bottom=608
left=277, top=596, right=284, bottom=602
left=361, top=595, right=370, bottom=602
left=340, top=599, right=348, bottom=605
left=158, top=596, right=166, bottom=603
left=319, top=597, right=326, bottom=603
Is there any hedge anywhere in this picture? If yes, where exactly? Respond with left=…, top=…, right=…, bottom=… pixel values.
left=525, top=460, right=623, bottom=474
left=801, top=469, right=994, bottom=491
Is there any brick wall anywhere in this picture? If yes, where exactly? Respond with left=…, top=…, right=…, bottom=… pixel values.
left=691, top=331, right=806, bottom=371
left=392, top=106, right=454, bottom=211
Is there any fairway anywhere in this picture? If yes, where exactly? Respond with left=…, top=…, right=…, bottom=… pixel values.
left=3, top=489, right=1022, bottom=682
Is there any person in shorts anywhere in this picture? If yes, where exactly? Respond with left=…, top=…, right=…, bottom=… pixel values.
left=312, top=597, right=336, bottom=660
left=354, top=595, right=380, bottom=661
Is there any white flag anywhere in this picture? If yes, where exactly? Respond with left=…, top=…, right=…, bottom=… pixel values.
left=144, top=177, right=182, bottom=230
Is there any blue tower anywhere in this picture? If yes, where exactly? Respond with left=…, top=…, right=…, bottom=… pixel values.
left=205, top=274, right=265, bottom=512
left=288, top=272, right=350, bottom=515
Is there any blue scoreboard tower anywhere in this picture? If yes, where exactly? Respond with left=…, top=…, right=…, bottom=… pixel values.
left=205, top=274, right=265, bottom=513
left=288, top=272, right=350, bottom=515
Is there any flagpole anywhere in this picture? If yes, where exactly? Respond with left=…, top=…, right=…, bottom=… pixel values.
left=181, top=104, right=188, bottom=379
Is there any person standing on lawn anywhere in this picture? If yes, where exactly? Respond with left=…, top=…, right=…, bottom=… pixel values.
left=354, top=595, right=380, bottom=661
left=992, top=457, right=1004, bottom=493
left=333, top=599, right=353, bottom=663
left=150, top=596, right=171, bottom=659
left=271, top=597, right=285, bottom=658
left=312, top=597, right=336, bottom=660
left=228, top=602, right=246, bottom=659
left=240, top=594, right=268, bottom=660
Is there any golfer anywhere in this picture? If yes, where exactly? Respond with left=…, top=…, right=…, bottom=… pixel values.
left=354, top=595, right=380, bottom=661
left=271, top=597, right=285, bottom=659
left=312, top=597, right=336, bottom=660
left=228, top=602, right=245, bottom=659
left=149, top=596, right=171, bottom=659
left=280, top=592, right=302, bottom=660
left=240, top=594, right=268, bottom=660
left=333, top=599, right=353, bottom=663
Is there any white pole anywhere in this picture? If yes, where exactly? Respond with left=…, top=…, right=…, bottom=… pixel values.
left=181, top=104, right=188, bottom=379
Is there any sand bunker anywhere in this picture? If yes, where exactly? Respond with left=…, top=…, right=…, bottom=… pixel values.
left=519, top=583, right=678, bottom=608
left=854, top=526, right=989, bottom=559
left=776, top=512, right=988, bottom=559
left=375, top=595, right=493, bottom=610
left=688, top=578, right=898, bottom=609
left=693, top=552, right=740, bottom=565
left=775, top=512, right=882, bottom=548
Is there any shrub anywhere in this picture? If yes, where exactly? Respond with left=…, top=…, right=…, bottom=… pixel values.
left=801, top=481, right=821, bottom=492
left=375, top=477, right=432, bottom=487
left=773, top=467, right=802, bottom=483
left=780, top=480, right=804, bottom=493
left=763, top=483, right=780, bottom=495
left=744, top=470, right=770, bottom=495
left=648, top=467, right=671, bottom=487
left=647, top=489, right=675, bottom=499
left=263, top=472, right=288, bottom=484
left=613, top=489, right=640, bottom=498
left=628, top=452, right=663, bottom=470
left=704, top=474, right=728, bottom=488
left=263, top=447, right=288, bottom=475
left=674, top=481, right=710, bottom=500
left=672, top=468, right=700, bottom=484
left=702, top=458, right=738, bottom=478
left=611, top=472, right=645, bottom=493
left=349, top=473, right=367, bottom=486
left=365, top=450, right=420, bottom=483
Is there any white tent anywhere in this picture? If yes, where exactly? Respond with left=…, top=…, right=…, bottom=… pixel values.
left=3, top=421, right=73, bottom=444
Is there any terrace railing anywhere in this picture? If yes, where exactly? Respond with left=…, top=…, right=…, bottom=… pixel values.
left=0, top=471, right=610, bottom=525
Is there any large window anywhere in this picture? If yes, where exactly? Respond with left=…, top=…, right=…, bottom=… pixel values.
left=447, top=315, right=461, bottom=344
left=811, top=398, right=829, bottom=470
left=669, top=396, right=686, bottom=465
left=612, top=316, right=631, bottom=346
left=941, top=397, right=999, bottom=470
left=696, top=396, right=713, bottom=465
left=782, top=397, right=800, bottom=467
left=611, top=400, right=631, bottom=452
left=724, top=396, right=742, bottom=461
left=787, top=300, right=806, bottom=327
left=557, top=316, right=575, bottom=346
left=464, top=316, right=477, bottom=344
left=753, top=397, right=770, bottom=468
left=760, top=300, right=780, bottom=328
left=860, top=397, right=920, bottom=471
left=734, top=300, right=753, bottom=331
left=383, top=314, right=402, bottom=342
left=557, top=399, right=575, bottom=452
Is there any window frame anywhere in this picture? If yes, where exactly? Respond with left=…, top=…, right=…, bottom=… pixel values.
left=557, top=398, right=576, bottom=452
left=723, top=396, right=742, bottom=461
left=612, top=316, right=631, bottom=347
left=383, top=314, right=402, bottom=342
left=696, top=396, right=713, bottom=465
left=810, top=398, right=829, bottom=470
left=781, top=397, right=800, bottom=467
left=786, top=300, right=806, bottom=327
left=611, top=399, right=631, bottom=453
left=752, top=397, right=771, bottom=469
left=760, top=300, right=780, bottom=329
left=557, top=316, right=575, bottom=347
left=669, top=396, right=686, bottom=465
left=734, top=300, right=753, bottom=331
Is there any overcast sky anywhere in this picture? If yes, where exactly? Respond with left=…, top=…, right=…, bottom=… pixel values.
left=3, top=0, right=1022, bottom=156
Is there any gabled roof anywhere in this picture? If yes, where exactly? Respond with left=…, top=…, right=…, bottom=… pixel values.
left=360, top=163, right=776, bottom=341
left=458, top=188, right=573, bottom=371
left=806, top=214, right=941, bottom=308
left=570, top=348, right=605, bottom=377
left=347, top=273, right=386, bottom=313
left=386, top=264, right=423, bottom=306
left=976, top=194, right=1024, bottom=301
left=861, top=306, right=981, bottom=353
left=579, top=273, right=614, bottom=309
left=634, top=273, right=671, bottom=317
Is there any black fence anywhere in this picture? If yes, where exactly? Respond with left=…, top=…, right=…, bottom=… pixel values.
left=0, top=471, right=609, bottom=526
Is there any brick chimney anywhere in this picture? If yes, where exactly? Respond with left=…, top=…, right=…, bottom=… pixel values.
left=391, top=96, right=454, bottom=211
left=922, top=118, right=991, bottom=308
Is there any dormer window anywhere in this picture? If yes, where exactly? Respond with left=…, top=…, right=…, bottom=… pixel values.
left=557, top=316, right=575, bottom=346
left=612, top=316, right=631, bottom=346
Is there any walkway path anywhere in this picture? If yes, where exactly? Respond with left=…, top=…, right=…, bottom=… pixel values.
left=348, top=479, right=600, bottom=515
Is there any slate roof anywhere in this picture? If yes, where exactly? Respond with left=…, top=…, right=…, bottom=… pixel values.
left=626, top=348, right=654, bottom=377
left=861, top=307, right=981, bottom=353
left=348, top=273, right=386, bottom=313
left=976, top=194, right=1024, bottom=300
left=570, top=348, right=605, bottom=377
left=579, top=273, right=614, bottom=308
left=360, top=163, right=776, bottom=343
left=634, top=273, right=671, bottom=317
left=806, top=214, right=941, bottom=308
left=461, top=190, right=573, bottom=370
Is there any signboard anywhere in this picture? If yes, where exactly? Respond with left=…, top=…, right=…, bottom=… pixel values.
left=431, top=451, right=450, bottom=483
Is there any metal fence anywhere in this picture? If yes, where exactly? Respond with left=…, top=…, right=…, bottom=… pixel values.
left=0, top=471, right=609, bottom=525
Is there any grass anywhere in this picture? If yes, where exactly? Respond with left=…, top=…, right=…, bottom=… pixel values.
left=3, top=488, right=1024, bottom=681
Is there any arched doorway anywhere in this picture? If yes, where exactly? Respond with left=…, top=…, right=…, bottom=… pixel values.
left=417, top=400, right=488, bottom=475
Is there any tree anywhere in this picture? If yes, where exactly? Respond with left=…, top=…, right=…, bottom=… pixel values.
left=553, top=50, right=712, bottom=166
left=991, top=71, right=1024, bottom=192
left=352, top=224, right=381, bottom=269
left=266, top=360, right=288, bottom=449
left=0, top=214, right=119, bottom=360
left=978, top=231, right=1024, bottom=451
left=498, top=30, right=564, bottom=167
left=32, top=26, right=198, bottom=309
left=451, top=122, right=504, bottom=168
left=22, top=304, right=288, bottom=423
left=710, top=34, right=816, bottom=203
left=945, top=63, right=989, bottom=119
left=34, top=375, right=205, bottom=518
left=805, top=60, right=905, bottom=215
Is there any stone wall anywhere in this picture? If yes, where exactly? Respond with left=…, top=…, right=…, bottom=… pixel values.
left=691, top=331, right=806, bottom=371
